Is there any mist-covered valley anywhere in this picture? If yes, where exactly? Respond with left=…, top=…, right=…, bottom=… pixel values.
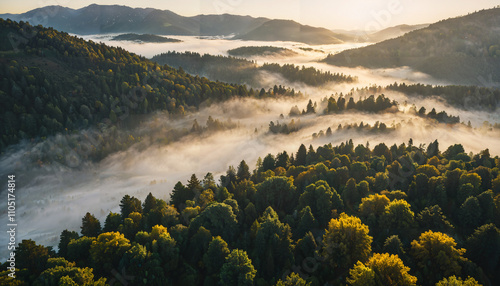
left=3, top=3, right=500, bottom=284
left=1, top=34, right=499, bottom=259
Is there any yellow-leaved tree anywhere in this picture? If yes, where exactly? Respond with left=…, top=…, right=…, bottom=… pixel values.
left=347, top=253, right=417, bottom=286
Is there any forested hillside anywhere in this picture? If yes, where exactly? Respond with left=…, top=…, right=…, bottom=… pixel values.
left=0, top=19, right=291, bottom=153
left=2, top=140, right=499, bottom=285
left=324, top=8, right=500, bottom=86
left=151, top=51, right=356, bottom=87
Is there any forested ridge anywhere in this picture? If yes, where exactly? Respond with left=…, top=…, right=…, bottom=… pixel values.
left=323, top=8, right=500, bottom=86
left=151, top=51, right=356, bottom=87
left=3, top=140, right=500, bottom=286
left=227, top=46, right=297, bottom=57
left=385, top=83, right=500, bottom=111
left=0, top=19, right=294, bottom=153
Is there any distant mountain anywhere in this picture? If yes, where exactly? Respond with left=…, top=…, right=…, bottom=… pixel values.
left=331, top=24, right=428, bottom=43
left=323, top=8, right=500, bottom=86
left=234, top=19, right=344, bottom=45
left=0, top=5, right=351, bottom=45
left=366, top=24, right=429, bottom=42
left=0, top=4, right=269, bottom=36
left=190, top=14, right=269, bottom=36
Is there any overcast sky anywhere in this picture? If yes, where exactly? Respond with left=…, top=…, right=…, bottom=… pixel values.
left=1, top=0, right=498, bottom=30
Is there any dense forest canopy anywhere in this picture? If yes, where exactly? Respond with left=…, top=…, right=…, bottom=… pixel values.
left=2, top=140, right=499, bottom=285
left=151, top=51, right=356, bottom=87
left=0, top=19, right=295, bottom=153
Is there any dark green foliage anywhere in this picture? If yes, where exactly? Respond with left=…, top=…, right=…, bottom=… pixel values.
left=220, top=249, right=256, bottom=286
left=143, top=192, right=158, bottom=214
left=252, top=209, right=294, bottom=280
left=296, top=206, right=318, bottom=239
left=299, top=181, right=343, bottom=227
left=9, top=140, right=500, bottom=284
left=67, top=236, right=94, bottom=265
left=465, top=224, right=500, bottom=275
left=189, top=203, right=238, bottom=242
left=119, top=195, right=142, bottom=219
left=203, top=236, right=230, bottom=275
left=80, top=212, right=101, bottom=237
left=458, top=197, right=482, bottom=231
left=16, top=240, right=51, bottom=278
left=295, top=144, right=307, bottom=166
left=170, top=181, right=194, bottom=211
left=58, top=230, right=79, bottom=258
left=383, top=235, right=405, bottom=257
left=103, top=212, right=122, bottom=232
left=237, top=160, right=251, bottom=182
left=256, top=176, right=298, bottom=215
left=417, top=205, right=453, bottom=232
left=262, top=154, right=276, bottom=171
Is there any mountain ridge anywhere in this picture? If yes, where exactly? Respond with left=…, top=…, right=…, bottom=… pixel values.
left=323, top=8, right=500, bottom=86
left=0, top=4, right=338, bottom=45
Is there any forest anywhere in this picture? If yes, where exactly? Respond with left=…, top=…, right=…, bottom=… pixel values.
left=151, top=51, right=356, bottom=87
left=111, top=34, right=182, bottom=43
left=227, top=46, right=297, bottom=57
left=385, top=83, right=500, bottom=111
left=2, top=140, right=499, bottom=286
left=1, top=14, right=500, bottom=286
left=322, top=8, right=500, bottom=86
left=0, top=19, right=296, bottom=153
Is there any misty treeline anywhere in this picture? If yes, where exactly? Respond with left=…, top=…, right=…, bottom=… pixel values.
left=312, top=121, right=396, bottom=139
left=227, top=46, right=298, bottom=57
left=4, top=140, right=500, bottom=286
left=16, top=114, right=238, bottom=167
left=111, top=33, right=182, bottom=43
left=386, top=83, right=500, bottom=111
left=287, top=94, right=460, bottom=125
left=0, top=19, right=295, bottom=153
left=151, top=51, right=356, bottom=87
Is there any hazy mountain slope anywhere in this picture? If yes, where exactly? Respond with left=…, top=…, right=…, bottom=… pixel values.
left=235, top=19, right=344, bottom=45
left=367, top=24, right=429, bottom=42
left=189, top=14, right=269, bottom=36
left=323, top=8, right=500, bottom=86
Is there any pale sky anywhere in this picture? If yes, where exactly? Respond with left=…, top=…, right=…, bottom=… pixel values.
left=0, top=0, right=498, bottom=30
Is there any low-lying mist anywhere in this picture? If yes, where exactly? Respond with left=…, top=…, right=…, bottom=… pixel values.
left=1, top=35, right=499, bottom=260
left=1, top=90, right=499, bottom=259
